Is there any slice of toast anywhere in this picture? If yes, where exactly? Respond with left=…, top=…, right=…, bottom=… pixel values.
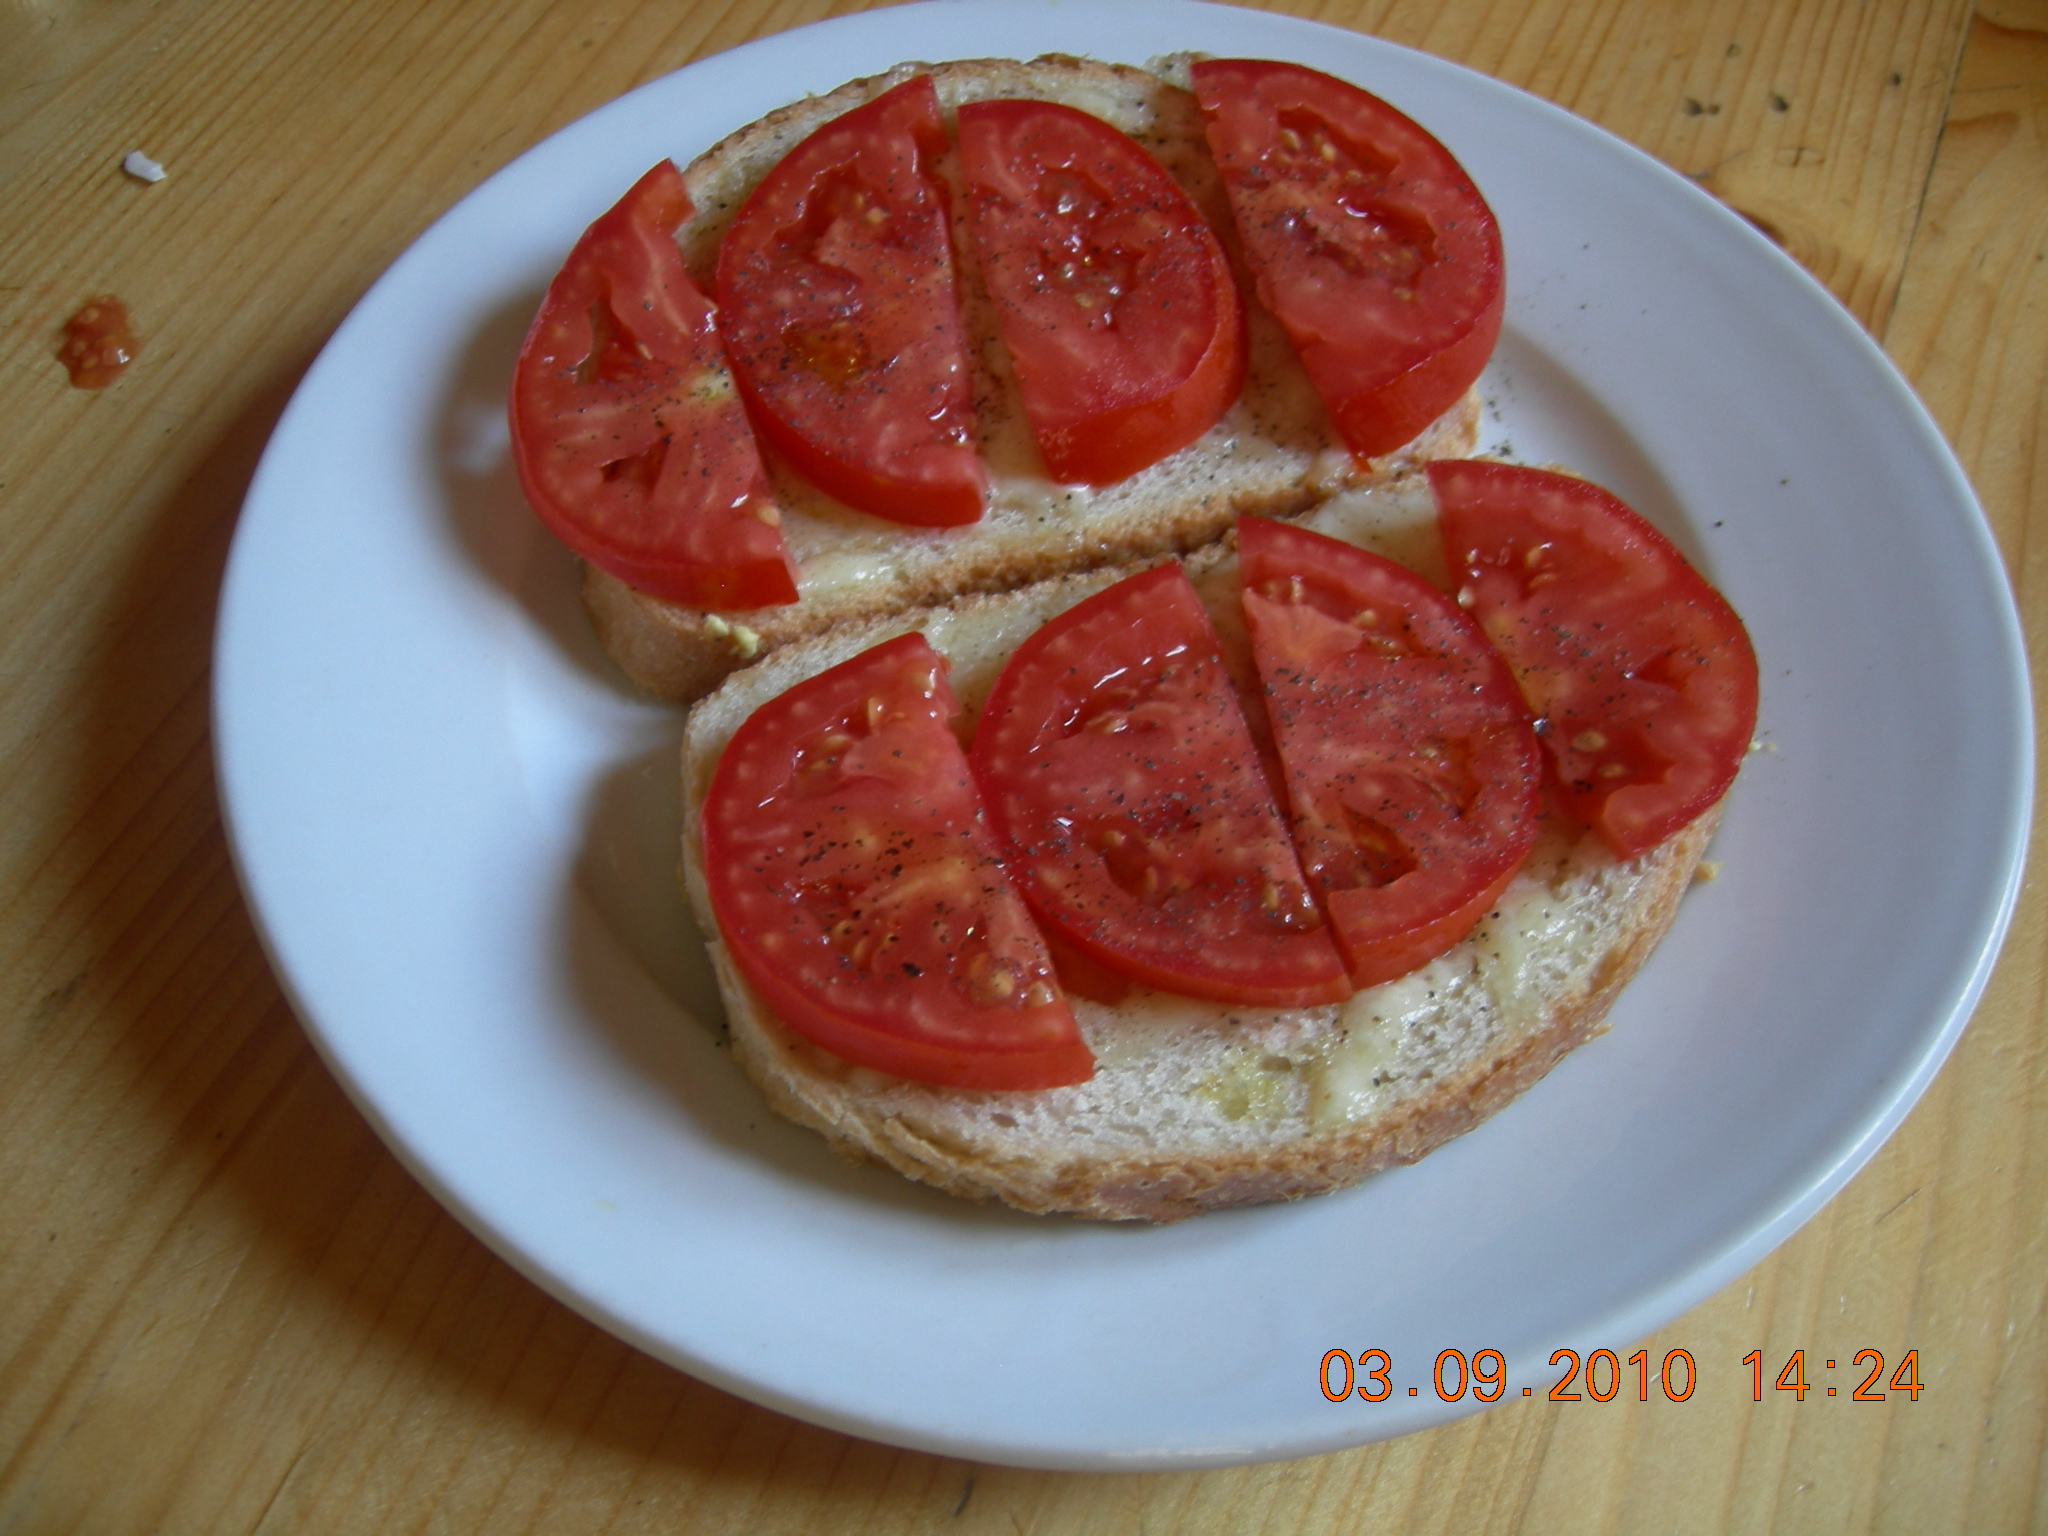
left=677, top=477, right=1716, bottom=1222
left=584, top=55, right=1483, bottom=702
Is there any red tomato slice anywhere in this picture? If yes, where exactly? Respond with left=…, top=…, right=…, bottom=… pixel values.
left=701, top=633, right=1090, bottom=1090
left=1239, top=517, right=1541, bottom=988
left=1429, top=461, right=1760, bottom=858
left=958, top=99, right=1246, bottom=485
left=1191, top=59, right=1504, bottom=461
left=971, top=563, right=1350, bottom=1008
left=510, top=161, right=797, bottom=609
left=716, top=77, right=986, bottom=526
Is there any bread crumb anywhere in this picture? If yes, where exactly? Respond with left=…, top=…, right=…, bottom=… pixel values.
left=1694, top=860, right=1721, bottom=883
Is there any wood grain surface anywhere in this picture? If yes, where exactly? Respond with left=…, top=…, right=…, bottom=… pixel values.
left=2, top=1, right=2043, bottom=1530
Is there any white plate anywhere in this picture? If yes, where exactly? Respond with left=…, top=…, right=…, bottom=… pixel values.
left=213, top=0, right=2030, bottom=1470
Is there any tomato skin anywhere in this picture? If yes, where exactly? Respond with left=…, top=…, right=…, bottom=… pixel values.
left=702, top=633, right=1091, bottom=1090
left=971, top=563, right=1350, bottom=1008
left=1429, top=461, right=1760, bottom=858
left=1239, top=517, right=1541, bottom=988
left=1038, top=930, right=1135, bottom=1007
left=510, top=161, right=798, bottom=610
left=716, top=77, right=987, bottom=527
left=1192, top=59, right=1504, bottom=461
left=958, top=99, right=1245, bottom=486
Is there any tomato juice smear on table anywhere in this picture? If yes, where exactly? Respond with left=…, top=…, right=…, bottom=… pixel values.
left=58, top=296, right=139, bottom=388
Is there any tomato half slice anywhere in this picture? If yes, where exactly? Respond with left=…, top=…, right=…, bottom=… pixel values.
left=1192, top=59, right=1504, bottom=461
left=510, top=161, right=797, bottom=609
left=971, top=563, right=1350, bottom=1008
left=958, top=98, right=1246, bottom=486
left=1239, top=517, right=1540, bottom=988
left=716, top=77, right=986, bottom=526
left=1430, top=461, right=1760, bottom=858
left=702, top=633, right=1090, bottom=1090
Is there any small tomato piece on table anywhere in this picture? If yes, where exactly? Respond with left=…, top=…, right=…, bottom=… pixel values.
left=1239, top=516, right=1541, bottom=988
left=1429, top=461, right=1760, bottom=859
left=1191, top=59, right=1504, bottom=461
left=702, top=633, right=1090, bottom=1090
left=971, top=563, right=1350, bottom=1008
left=510, top=161, right=796, bottom=610
left=716, top=76, right=986, bottom=526
left=957, top=98, right=1245, bottom=485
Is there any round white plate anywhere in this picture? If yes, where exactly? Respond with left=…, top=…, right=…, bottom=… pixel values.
left=214, top=0, right=2030, bottom=1470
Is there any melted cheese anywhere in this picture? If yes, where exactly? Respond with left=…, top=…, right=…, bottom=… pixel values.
left=1297, top=478, right=1448, bottom=587
left=788, top=544, right=900, bottom=599
left=1469, top=844, right=1620, bottom=1026
left=1310, top=957, right=1465, bottom=1128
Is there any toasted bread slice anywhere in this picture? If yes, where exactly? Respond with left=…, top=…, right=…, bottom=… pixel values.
left=585, top=55, right=1483, bottom=702
left=677, top=477, right=1718, bottom=1222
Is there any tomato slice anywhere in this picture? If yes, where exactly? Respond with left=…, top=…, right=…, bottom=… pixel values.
left=510, top=161, right=797, bottom=609
left=1239, top=517, right=1541, bottom=988
left=971, top=563, right=1349, bottom=1008
left=957, top=99, right=1246, bottom=486
left=702, top=633, right=1090, bottom=1090
left=716, top=77, right=986, bottom=526
left=1191, top=59, right=1504, bottom=461
left=1430, top=461, right=1760, bottom=858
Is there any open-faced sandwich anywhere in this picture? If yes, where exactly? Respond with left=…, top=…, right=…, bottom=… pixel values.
left=510, top=53, right=1500, bottom=700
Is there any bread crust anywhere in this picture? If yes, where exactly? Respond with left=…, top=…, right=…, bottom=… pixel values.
left=578, top=55, right=1483, bottom=702
left=677, top=488, right=1729, bottom=1223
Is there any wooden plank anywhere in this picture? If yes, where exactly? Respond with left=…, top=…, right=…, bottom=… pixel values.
left=1858, top=5, right=2048, bottom=1531
left=0, top=1, right=2027, bottom=1531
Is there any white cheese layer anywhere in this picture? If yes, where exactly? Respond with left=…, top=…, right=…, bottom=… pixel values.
left=1309, top=956, right=1471, bottom=1128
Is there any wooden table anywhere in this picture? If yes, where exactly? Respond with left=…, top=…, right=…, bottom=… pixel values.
left=2, top=1, right=2043, bottom=1529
